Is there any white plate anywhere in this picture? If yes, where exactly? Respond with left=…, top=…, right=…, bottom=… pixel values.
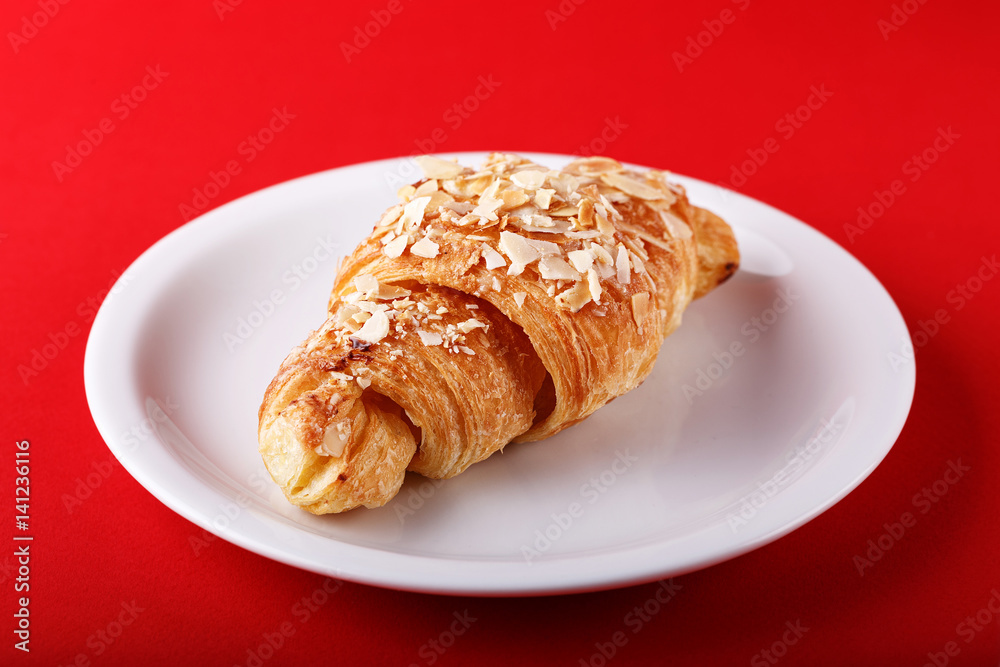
left=84, top=152, right=915, bottom=596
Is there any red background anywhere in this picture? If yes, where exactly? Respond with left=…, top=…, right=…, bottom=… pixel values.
left=2, top=0, right=999, bottom=665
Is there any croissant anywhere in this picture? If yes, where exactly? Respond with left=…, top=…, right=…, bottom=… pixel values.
left=258, top=153, right=739, bottom=514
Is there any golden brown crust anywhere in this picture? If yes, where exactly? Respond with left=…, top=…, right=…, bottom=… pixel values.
left=258, top=153, right=739, bottom=514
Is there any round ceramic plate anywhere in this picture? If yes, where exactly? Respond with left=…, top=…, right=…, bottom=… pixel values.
left=84, top=152, right=915, bottom=596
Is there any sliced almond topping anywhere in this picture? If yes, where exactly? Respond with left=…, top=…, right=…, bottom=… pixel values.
left=548, top=204, right=579, bottom=217
left=353, top=274, right=379, bottom=296
left=513, top=291, right=527, bottom=307
left=534, top=188, right=555, bottom=210
left=618, top=222, right=673, bottom=252
left=377, top=204, right=404, bottom=228
left=399, top=195, right=432, bottom=229
left=511, top=169, right=547, bottom=189
left=383, top=234, right=408, bottom=259
left=457, top=318, right=488, bottom=334
left=460, top=346, right=476, bottom=356
left=499, top=231, right=540, bottom=275
left=660, top=209, right=693, bottom=239
left=443, top=200, right=474, bottom=215
left=492, top=275, right=502, bottom=292
left=616, top=244, right=631, bottom=284
left=555, top=280, right=592, bottom=312
left=472, top=195, right=503, bottom=221
left=629, top=250, right=646, bottom=275
left=525, top=237, right=560, bottom=256
left=538, top=255, right=581, bottom=281
left=413, top=179, right=438, bottom=197
left=414, top=155, right=464, bottom=180
left=480, top=243, right=507, bottom=270
left=578, top=198, right=596, bottom=228
left=317, top=421, right=350, bottom=458
left=354, top=310, right=390, bottom=344
left=377, top=284, right=411, bottom=300
left=356, top=376, right=372, bottom=390
left=587, top=267, right=603, bottom=305
left=567, top=249, right=594, bottom=273
left=631, top=292, right=650, bottom=330
left=397, top=184, right=416, bottom=202
left=410, top=236, right=440, bottom=258
left=589, top=242, right=614, bottom=266
left=500, top=189, right=530, bottom=210
left=600, top=171, right=666, bottom=200
left=565, top=156, right=624, bottom=175
left=417, top=330, right=443, bottom=346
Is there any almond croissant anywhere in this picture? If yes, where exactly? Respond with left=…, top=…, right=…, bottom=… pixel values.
left=258, top=153, right=738, bottom=514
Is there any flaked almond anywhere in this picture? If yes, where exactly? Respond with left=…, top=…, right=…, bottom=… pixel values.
left=472, top=195, right=503, bottom=221
left=353, top=274, right=379, bottom=296
left=377, top=204, right=404, bottom=228
left=500, top=189, right=530, bottom=210
left=417, top=330, right=443, bottom=346
left=413, top=179, right=438, bottom=197
left=511, top=169, right=547, bottom=189
left=616, top=244, right=631, bottom=284
left=513, top=291, right=527, bottom=307
left=549, top=204, right=579, bottom=217
left=600, top=171, right=666, bottom=200
left=631, top=292, right=650, bottom=330
left=534, top=188, right=555, bottom=210
left=399, top=196, right=432, bottom=230
left=415, top=155, right=464, bottom=179
left=410, top=236, right=440, bottom=258
left=383, top=234, right=408, bottom=258
left=499, top=231, right=540, bottom=275
left=589, top=242, right=614, bottom=266
left=618, top=221, right=673, bottom=251
left=317, top=422, right=350, bottom=458
left=480, top=243, right=507, bottom=270
left=538, top=255, right=580, bottom=281
left=555, top=280, right=592, bottom=312
left=397, top=184, right=416, bottom=202
left=457, top=318, right=488, bottom=334
left=354, top=310, right=390, bottom=344
left=377, top=284, right=411, bottom=300
left=523, top=238, right=558, bottom=257
left=566, top=156, right=624, bottom=175
left=356, top=376, right=372, bottom=390
left=567, top=249, right=594, bottom=273
left=587, top=267, right=603, bottom=304
left=629, top=250, right=646, bottom=275
left=660, top=209, right=693, bottom=239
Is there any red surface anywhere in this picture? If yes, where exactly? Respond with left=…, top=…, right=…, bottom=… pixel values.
left=2, top=0, right=999, bottom=664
